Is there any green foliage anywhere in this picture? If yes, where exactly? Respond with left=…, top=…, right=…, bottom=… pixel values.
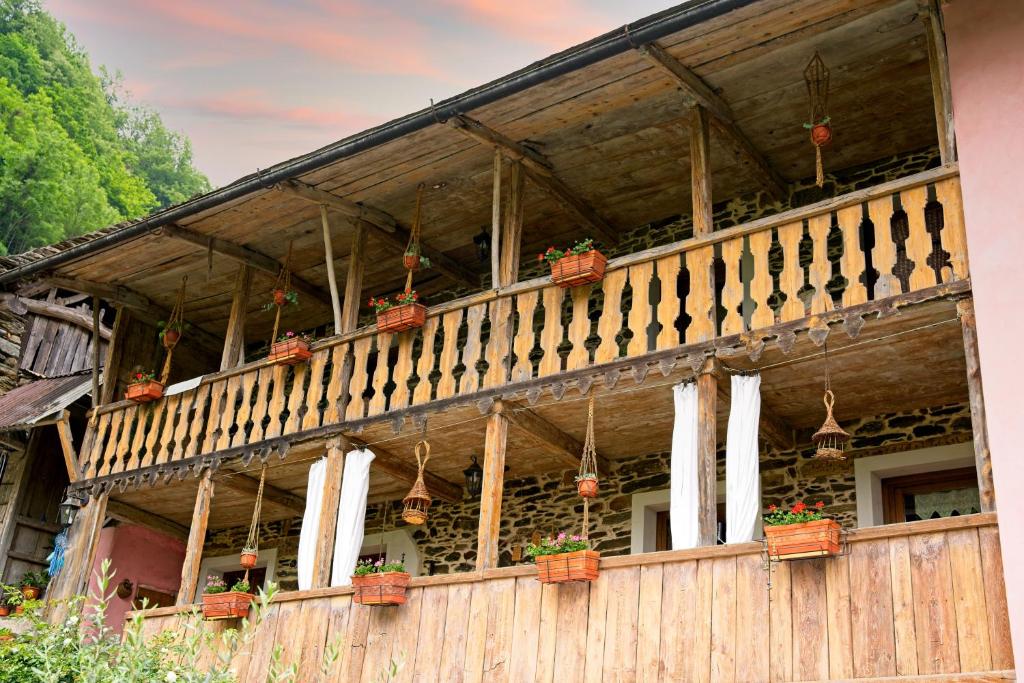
left=18, top=570, right=48, bottom=589
left=1, top=584, right=21, bottom=606
left=230, top=579, right=250, bottom=594
left=763, top=500, right=828, bottom=526
left=0, top=0, right=210, bottom=255
left=353, top=558, right=406, bottom=576
left=525, top=531, right=588, bottom=558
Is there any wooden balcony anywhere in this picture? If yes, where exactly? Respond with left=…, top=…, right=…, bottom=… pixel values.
left=77, top=166, right=969, bottom=488
left=131, top=513, right=1013, bottom=682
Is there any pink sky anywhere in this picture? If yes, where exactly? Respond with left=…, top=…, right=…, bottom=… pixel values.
left=47, top=0, right=680, bottom=187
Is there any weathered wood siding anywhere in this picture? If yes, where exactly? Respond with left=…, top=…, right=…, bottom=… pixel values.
left=133, top=514, right=1012, bottom=682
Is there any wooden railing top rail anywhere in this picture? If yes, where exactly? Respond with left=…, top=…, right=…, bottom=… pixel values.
left=93, top=164, right=960, bottom=418
left=128, top=510, right=994, bottom=620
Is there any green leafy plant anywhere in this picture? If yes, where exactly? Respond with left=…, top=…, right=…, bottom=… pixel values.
left=156, top=319, right=187, bottom=342
left=230, top=579, right=251, bottom=594
left=368, top=290, right=420, bottom=313
left=763, top=500, right=827, bottom=526
left=353, top=558, right=406, bottom=576
left=202, top=575, right=227, bottom=594
left=525, top=532, right=589, bottom=558
left=241, top=545, right=257, bottom=554
left=264, top=289, right=299, bottom=311
left=404, top=244, right=432, bottom=268
left=1, top=585, right=22, bottom=607
left=574, top=472, right=597, bottom=482
left=19, top=571, right=48, bottom=589
left=128, top=370, right=157, bottom=385
left=802, top=115, right=831, bottom=130
left=275, top=330, right=311, bottom=344
left=537, top=237, right=597, bottom=264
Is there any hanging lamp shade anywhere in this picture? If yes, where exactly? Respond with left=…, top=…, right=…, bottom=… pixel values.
left=812, top=390, right=850, bottom=460
left=402, top=441, right=432, bottom=525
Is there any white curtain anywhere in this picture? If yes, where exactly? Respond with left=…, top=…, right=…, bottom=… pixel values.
left=296, top=458, right=327, bottom=591
left=330, top=448, right=376, bottom=587
left=726, top=374, right=762, bottom=544
left=670, top=382, right=700, bottom=550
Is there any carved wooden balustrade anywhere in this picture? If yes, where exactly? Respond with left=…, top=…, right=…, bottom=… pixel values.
left=78, top=166, right=967, bottom=484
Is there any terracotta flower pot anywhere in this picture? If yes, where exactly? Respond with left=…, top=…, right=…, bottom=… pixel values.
left=14, top=606, right=22, bottom=615
left=201, top=591, right=253, bottom=620
left=576, top=477, right=599, bottom=499
left=403, top=253, right=421, bottom=271
left=810, top=123, right=832, bottom=147
left=0, top=634, right=12, bottom=642
left=534, top=549, right=600, bottom=584
left=273, top=289, right=288, bottom=307
left=0, top=605, right=10, bottom=617
left=20, top=586, right=40, bottom=601
left=125, top=380, right=164, bottom=403
left=764, top=518, right=841, bottom=560
left=376, top=303, right=427, bottom=333
left=161, top=329, right=180, bottom=349
left=550, top=250, right=607, bottom=288
left=240, top=551, right=258, bottom=570
left=351, top=571, right=411, bottom=606
left=268, top=338, right=312, bottom=366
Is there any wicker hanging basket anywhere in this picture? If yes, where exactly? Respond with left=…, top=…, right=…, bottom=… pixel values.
left=812, top=390, right=849, bottom=460
left=402, top=441, right=432, bottom=525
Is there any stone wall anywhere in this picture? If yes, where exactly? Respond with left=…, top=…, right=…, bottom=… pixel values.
left=203, top=401, right=971, bottom=590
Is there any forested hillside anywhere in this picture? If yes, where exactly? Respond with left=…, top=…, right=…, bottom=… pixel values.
left=0, top=0, right=210, bottom=255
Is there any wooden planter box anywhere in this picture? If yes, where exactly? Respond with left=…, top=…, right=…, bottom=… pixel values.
left=201, top=591, right=253, bottom=620
left=764, top=519, right=842, bottom=560
left=268, top=338, right=312, bottom=366
left=550, top=250, right=607, bottom=288
left=376, top=303, right=427, bottom=333
left=351, top=572, right=411, bottom=606
left=125, top=380, right=164, bottom=403
left=535, top=550, right=600, bottom=584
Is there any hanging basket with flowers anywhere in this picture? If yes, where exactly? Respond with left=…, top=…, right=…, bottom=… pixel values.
left=526, top=532, right=600, bottom=584
left=267, top=331, right=313, bottom=366
left=540, top=238, right=607, bottom=288
left=351, top=559, right=411, bottom=606
left=763, top=500, right=841, bottom=561
left=371, top=290, right=426, bottom=333
left=125, top=371, right=163, bottom=403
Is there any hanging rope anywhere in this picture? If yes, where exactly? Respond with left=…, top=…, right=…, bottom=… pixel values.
left=803, top=51, right=832, bottom=188
left=269, top=242, right=293, bottom=345
left=578, top=395, right=601, bottom=540
left=159, top=276, right=187, bottom=385
left=404, top=184, right=425, bottom=292
left=243, top=464, right=267, bottom=553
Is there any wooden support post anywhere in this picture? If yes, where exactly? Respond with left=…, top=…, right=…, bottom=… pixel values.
left=341, top=221, right=367, bottom=334
left=311, top=437, right=346, bottom=588
left=91, top=296, right=100, bottom=408
left=920, top=0, right=956, bottom=164
left=99, top=307, right=130, bottom=405
left=690, top=106, right=713, bottom=238
left=476, top=405, right=508, bottom=570
left=320, top=204, right=344, bottom=335
left=220, top=264, right=252, bottom=370
left=47, top=492, right=108, bottom=621
left=957, top=298, right=995, bottom=511
left=499, top=161, right=525, bottom=288
left=696, top=359, right=718, bottom=545
left=177, top=470, right=214, bottom=605
left=55, top=411, right=80, bottom=482
left=491, top=149, right=502, bottom=288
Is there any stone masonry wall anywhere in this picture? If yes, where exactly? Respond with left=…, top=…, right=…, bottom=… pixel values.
left=203, top=401, right=971, bottom=590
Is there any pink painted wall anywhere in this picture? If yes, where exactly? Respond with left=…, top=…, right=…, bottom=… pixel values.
left=87, top=524, right=185, bottom=634
left=944, top=0, right=1024, bottom=671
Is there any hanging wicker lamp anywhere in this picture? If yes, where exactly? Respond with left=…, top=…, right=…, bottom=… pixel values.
left=812, top=390, right=850, bottom=460
left=402, top=440, right=432, bottom=525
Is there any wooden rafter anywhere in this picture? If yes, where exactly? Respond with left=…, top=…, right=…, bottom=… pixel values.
left=215, top=470, right=306, bottom=516
left=503, top=401, right=610, bottom=475
left=160, top=223, right=333, bottom=307
left=448, top=114, right=620, bottom=246
left=638, top=42, right=787, bottom=201
left=348, top=438, right=462, bottom=503
left=106, top=499, right=189, bottom=541
left=0, top=294, right=111, bottom=340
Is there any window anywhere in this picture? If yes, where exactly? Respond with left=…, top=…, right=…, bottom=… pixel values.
left=881, top=467, right=980, bottom=524
left=132, top=586, right=175, bottom=610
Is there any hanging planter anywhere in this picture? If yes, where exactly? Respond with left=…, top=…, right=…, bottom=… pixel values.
left=401, top=441, right=433, bottom=525
left=267, top=331, right=312, bottom=366
left=351, top=560, right=411, bottom=606
left=803, top=52, right=832, bottom=188
left=575, top=396, right=601, bottom=499
left=403, top=246, right=431, bottom=272
left=527, top=533, right=600, bottom=584
left=158, top=320, right=186, bottom=350
left=540, top=238, right=607, bottom=288
left=125, top=371, right=163, bottom=403
left=240, top=547, right=258, bottom=570
left=201, top=576, right=253, bottom=620
left=575, top=474, right=598, bottom=498
left=763, top=501, right=841, bottom=560
left=812, top=390, right=850, bottom=460
left=370, top=291, right=426, bottom=333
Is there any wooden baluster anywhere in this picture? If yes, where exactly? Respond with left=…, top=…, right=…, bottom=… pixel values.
left=131, top=404, right=155, bottom=468
left=594, top=269, right=626, bottom=364
left=167, top=390, right=197, bottom=463
left=201, top=380, right=227, bottom=453
left=901, top=185, right=934, bottom=290
left=262, top=365, right=289, bottom=439
left=215, top=375, right=242, bottom=451
left=538, top=287, right=565, bottom=377
left=748, top=231, right=775, bottom=330
left=345, top=336, right=373, bottom=420
left=322, top=344, right=349, bottom=423
left=934, top=178, right=969, bottom=281
left=79, top=416, right=104, bottom=479
left=435, top=310, right=464, bottom=400
left=656, top=254, right=683, bottom=349
left=684, top=245, right=716, bottom=343
left=183, top=384, right=211, bottom=457
left=368, top=333, right=393, bottom=416
left=483, top=298, right=513, bottom=388
left=232, top=370, right=259, bottom=447
left=626, top=262, right=654, bottom=357
left=284, top=364, right=308, bottom=433
left=510, top=291, right=538, bottom=383
left=837, top=205, right=868, bottom=307
left=807, top=214, right=834, bottom=315
left=110, top=405, right=139, bottom=475
left=302, top=349, right=329, bottom=429
left=719, top=239, right=745, bottom=336
left=566, top=285, right=593, bottom=370
left=459, top=303, right=486, bottom=394
left=412, top=317, right=439, bottom=405
left=247, top=366, right=275, bottom=442
left=153, top=394, right=182, bottom=464
left=141, top=400, right=168, bottom=467
left=868, top=196, right=900, bottom=298
left=388, top=333, right=415, bottom=410
left=98, top=411, right=122, bottom=477
left=777, top=222, right=806, bottom=322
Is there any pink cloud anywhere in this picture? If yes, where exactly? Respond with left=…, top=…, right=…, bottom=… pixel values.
left=440, top=0, right=611, bottom=49
left=160, top=89, right=380, bottom=131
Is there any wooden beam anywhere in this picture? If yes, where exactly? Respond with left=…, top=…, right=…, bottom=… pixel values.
left=215, top=470, right=306, bottom=516
left=499, top=161, right=525, bottom=287
left=276, top=180, right=397, bottom=233
left=177, top=470, right=213, bottom=605
left=106, top=499, right=189, bottom=541
left=448, top=114, right=619, bottom=246
left=341, top=221, right=367, bottom=333
left=160, top=223, right=332, bottom=307
left=0, top=294, right=111, bottom=339
left=697, top=360, right=718, bottom=546
left=490, top=149, right=502, bottom=288
left=319, top=205, right=344, bottom=335
left=220, top=264, right=251, bottom=370
left=639, top=42, right=786, bottom=201
left=716, top=384, right=795, bottom=451
left=477, top=408, right=508, bottom=570
left=312, top=438, right=345, bottom=588
left=348, top=438, right=462, bottom=503
left=55, top=411, right=81, bottom=482
left=690, top=106, right=714, bottom=238
left=504, top=402, right=610, bottom=475
left=99, top=307, right=130, bottom=405
left=919, top=0, right=956, bottom=164
left=957, top=298, right=994, bottom=511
